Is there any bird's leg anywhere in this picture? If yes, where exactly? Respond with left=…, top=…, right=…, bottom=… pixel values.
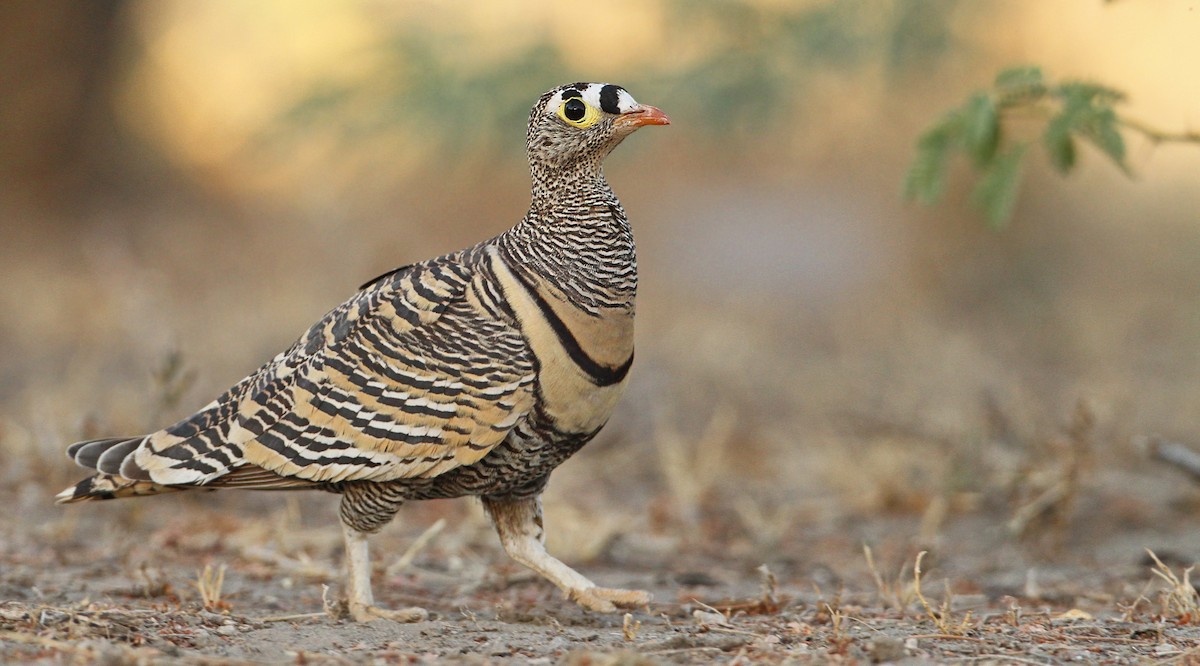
left=482, top=495, right=651, bottom=613
left=341, top=522, right=428, bottom=623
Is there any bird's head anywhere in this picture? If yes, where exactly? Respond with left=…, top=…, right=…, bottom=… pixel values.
left=526, top=82, right=670, bottom=174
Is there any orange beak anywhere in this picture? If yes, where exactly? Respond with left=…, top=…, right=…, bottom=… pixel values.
left=614, top=104, right=671, bottom=129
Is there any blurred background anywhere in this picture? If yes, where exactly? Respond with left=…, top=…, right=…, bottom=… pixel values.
left=3, top=0, right=1200, bottom=596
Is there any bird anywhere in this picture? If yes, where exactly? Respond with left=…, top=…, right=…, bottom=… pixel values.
left=57, top=82, right=669, bottom=622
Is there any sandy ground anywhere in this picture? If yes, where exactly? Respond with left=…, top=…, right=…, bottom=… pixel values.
left=6, top=156, right=1200, bottom=665
left=5, top=457, right=1200, bottom=665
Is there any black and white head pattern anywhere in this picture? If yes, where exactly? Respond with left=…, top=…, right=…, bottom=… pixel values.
left=527, top=82, right=643, bottom=169
left=547, top=83, right=641, bottom=119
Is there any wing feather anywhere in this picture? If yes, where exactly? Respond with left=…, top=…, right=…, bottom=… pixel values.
left=130, top=257, right=535, bottom=487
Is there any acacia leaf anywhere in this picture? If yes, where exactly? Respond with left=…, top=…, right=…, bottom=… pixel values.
left=1077, top=107, right=1128, bottom=172
left=994, top=66, right=1043, bottom=90
left=904, top=125, right=955, bottom=204
left=971, top=143, right=1028, bottom=229
left=1043, top=110, right=1078, bottom=174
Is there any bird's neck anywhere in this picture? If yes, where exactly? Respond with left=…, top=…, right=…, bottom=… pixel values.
left=504, top=166, right=637, bottom=313
left=527, top=161, right=614, bottom=210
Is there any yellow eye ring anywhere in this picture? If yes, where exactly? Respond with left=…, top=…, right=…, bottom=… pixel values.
left=557, top=96, right=601, bottom=128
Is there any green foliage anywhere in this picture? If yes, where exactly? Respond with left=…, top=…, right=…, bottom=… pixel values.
left=971, top=144, right=1027, bottom=229
left=902, top=90, right=1005, bottom=210
left=279, top=1, right=963, bottom=158
left=993, top=65, right=1044, bottom=91
left=904, top=120, right=955, bottom=205
left=905, top=65, right=1132, bottom=228
left=962, top=93, right=999, bottom=166
left=655, top=1, right=962, bottom=138
left=276, top=32, right=571, bottom=160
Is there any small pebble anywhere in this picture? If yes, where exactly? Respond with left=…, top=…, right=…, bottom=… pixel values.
left=692, top=610, right=730, bottom=627
left=867, top=636, right=906, bottom=663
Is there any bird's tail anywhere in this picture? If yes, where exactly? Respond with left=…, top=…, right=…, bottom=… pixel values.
left=55, top=473, right=182, bottom=503
left=56, top=436, right=180, bottom=503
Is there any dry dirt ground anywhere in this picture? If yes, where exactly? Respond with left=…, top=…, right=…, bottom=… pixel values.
left=5, top=460, right=1200, bottom=666
left=8, top=290, right=1200, bottom=664
left=8, top=193, right=1200, bottom=664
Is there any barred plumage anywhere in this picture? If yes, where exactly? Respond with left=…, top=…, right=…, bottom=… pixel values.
left=57, top=82, right=669, bottom=621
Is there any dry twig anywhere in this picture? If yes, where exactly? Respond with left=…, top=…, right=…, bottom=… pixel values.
left=1146, top=437, right=1200, bottom=482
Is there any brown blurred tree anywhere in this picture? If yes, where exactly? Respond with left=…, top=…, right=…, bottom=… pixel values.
left=0, top=0, right=135, bottom=209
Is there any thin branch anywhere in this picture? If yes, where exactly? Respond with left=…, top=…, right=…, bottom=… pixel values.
left=1119, top=118, right=1200, bottom=145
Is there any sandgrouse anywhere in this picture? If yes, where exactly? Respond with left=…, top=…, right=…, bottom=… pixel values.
left=58, top=82, right=669, bottom=622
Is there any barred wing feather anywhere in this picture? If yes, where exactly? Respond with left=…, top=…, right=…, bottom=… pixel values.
left=129, top=260, right=536, bottom=488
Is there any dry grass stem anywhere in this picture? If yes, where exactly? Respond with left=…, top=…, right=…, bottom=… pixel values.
left=386, top=517, right=447, bottom=576
left=239, top=545, right=336, bottom=579
left=732, top=496, right=796, bottom=548
left=1003, top=596, right=1022, bottom=627
left=655, top=405, right=735, bottom=524
left=824, top=603, right=848, bottom=647
left=150, top=350, right=197, bottom=424
left=1119, top=579, right=1154, bottom=622
left=918, top=494, right=948, bottom=545
left=1007, top=401, right=1094, bottom=544
left=863, top=544, right=915, bottom=611
left=1146, top=549, right=1200, bottom=623
left=194, top=563, right=227, bottom=611
left=757, top=564, right=778, bottom=611
left=1007, top=481, right=1071, bottom=534
left=622, top=613, right=641, bottom=641
left=691, top=601, right=732, bottom=628
left=321, top=583, right=347, bottom=621
left=913, top=551, right=974, bottom=635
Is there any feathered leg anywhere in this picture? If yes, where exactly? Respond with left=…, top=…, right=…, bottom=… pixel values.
left=483, top=495, right=651, bottom=612
left=339, top=484, right=427, bottom=623
left=340, top=523, right=427, bottom=622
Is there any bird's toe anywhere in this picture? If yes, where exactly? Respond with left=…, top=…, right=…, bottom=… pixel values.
left=570, top=586, right=651, bottom=612
left=349, top=604, right=428, bottom=623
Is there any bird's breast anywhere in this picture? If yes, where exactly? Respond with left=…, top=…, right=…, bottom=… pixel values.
left=486, top=247, right=633, bottom=434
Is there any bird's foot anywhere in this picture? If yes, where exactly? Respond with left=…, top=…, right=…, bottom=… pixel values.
left=569, top=587, right=652, bottom=613
left=349, top=603, right=428, bottom=623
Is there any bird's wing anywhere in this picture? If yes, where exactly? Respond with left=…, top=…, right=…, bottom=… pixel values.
left=128, top=257, right=536, bottom=487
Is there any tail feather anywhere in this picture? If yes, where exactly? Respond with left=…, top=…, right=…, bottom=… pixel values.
left=96, top=438, right=144, bottom=475
left=58, top=434, right=313, bottom=503
left=65, top=435, right=155, bottom=480
left=67, top=437, right=139, bottom=468
left=55, top=473, right=182, bottom=504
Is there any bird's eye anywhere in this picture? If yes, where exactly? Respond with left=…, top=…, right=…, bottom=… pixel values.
left=564, top=99, right=586, bottom=121
left=556, top=96, right=601, bottom=128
